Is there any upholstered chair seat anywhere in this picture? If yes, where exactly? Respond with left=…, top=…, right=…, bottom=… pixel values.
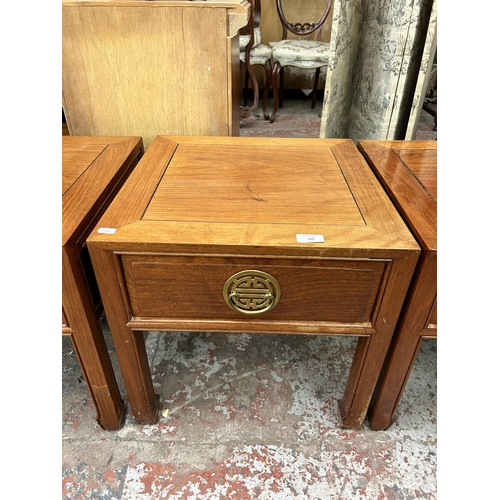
left=239, top=41, right=272, bottom=67
left=239, top=26, right=262, bottom=51
left=271, top=39, right=330, bottom=68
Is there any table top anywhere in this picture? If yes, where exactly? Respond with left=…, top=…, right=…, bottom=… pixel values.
left=88, top=136, right=419, bottom=258
left=357, top=140, right=437, bottom=253
left=62, top=136, right=143, bottom=246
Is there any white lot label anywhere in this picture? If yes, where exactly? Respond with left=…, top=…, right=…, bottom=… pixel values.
left=296, top=234, right=325, bottom=243
left=97, top=227, right=117, bottom=234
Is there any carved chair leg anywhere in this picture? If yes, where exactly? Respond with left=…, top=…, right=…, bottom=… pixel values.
left=261, top=60, right=272, bottom=120
left=311, top=68, right=321, bottom=109
left=239, top=61, right=260, bottom=119
left=239, top=61, right=252, bottom=119
left=248, top=66, right=259, bottom=112
left=270, top=62, right=281, bottom=123
left=244, top=69, right=250, bottom=107
left=279, top=68, right=285, bottom=108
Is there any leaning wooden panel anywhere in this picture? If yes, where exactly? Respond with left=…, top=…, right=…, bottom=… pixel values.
left=88, top=136, right=420, bottom=429
left=62, top=1, right=249, bottom=149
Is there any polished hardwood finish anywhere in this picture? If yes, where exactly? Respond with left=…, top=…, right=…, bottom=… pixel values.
left=87, top=136, right=419, bottom=429
left=358, top=140, right=437, bottom=431
left=62, top=0, right=249, bottom=149
left=63, top=135, right=143, bottom=430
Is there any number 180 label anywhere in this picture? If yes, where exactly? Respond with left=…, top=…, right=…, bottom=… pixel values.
left=296, top=234, right=325, bottom=243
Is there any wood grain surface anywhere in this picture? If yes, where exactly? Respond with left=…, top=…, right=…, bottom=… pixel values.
left=62, top=1, right=249, bottom=149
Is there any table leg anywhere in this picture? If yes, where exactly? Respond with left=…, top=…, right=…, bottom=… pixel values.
left=369, top=335, right=424, bottom=431
left=368, top=253, right=437, bottom=431
left=110, top=325, right=160, bottom=425
left=63, top=249, right=125, bottom=430
left=67, top=328, right=125, bottom=430
left=88, top=246, right=160, bottom=425
left=339, top=335, right=393, bottom=429
left=339, top=254, right=419, bottom=429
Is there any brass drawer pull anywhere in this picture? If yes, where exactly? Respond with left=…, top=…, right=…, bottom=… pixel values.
left=223, top=270, right=281, bottom=314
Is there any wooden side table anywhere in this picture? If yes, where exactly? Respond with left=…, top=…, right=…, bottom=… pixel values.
left=87, top=136, right=420, bottom=429
left=357, top=140, right=437, bottom=431
left=63, top=135, right=143, bottom=430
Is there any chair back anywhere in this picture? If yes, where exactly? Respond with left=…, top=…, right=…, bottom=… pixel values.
left=240, top=0, right=260, bottom=42
left=240, top=0, right=262, bottom=55
left=253, top=0, right=262, bottom=27
left=276, top=0, right=332, bottom=41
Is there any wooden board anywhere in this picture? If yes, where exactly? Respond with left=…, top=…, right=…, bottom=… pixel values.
left=62, top=0, right=249, bottom=149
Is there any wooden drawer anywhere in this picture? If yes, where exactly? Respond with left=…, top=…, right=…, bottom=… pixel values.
left=122, top=254, right=389, bottom=327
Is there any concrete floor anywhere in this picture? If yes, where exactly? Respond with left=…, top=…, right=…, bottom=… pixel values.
left=62, top=94, right=437, bottom=499
left=238, top=91, right=437, bottom=141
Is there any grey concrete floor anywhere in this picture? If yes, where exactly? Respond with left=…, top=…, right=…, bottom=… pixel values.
left=63, top=317, right=437, bottom=499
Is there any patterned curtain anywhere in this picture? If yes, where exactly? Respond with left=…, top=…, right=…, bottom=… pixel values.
left=320, top=0, right=437, bottom=141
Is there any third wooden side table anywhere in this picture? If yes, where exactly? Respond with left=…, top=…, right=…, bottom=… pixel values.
left=358, top=140, right=437, bottom=431
left=87, top=136, right=420, bottom=429
left=63, top=135, right=143, bottom=430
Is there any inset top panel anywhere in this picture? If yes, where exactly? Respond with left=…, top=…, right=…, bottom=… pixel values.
left=89, top=136, right=418, bottom=257
left=62, top=144, right=106, bottom=195
left=143, top=143, right=365, bottom=226
left=358, top=140, right=437, bottom=252
left=393, top=148, right=437, bottom=201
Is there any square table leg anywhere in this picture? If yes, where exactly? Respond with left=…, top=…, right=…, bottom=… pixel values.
left=368, top=252, right=437, bottom=430
left=63, top=247, right=125, bottom=430
left=87, top=246, right=160, bottom=424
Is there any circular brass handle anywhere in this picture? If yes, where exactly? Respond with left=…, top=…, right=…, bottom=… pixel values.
left=223, top=270, right=281, bottom=314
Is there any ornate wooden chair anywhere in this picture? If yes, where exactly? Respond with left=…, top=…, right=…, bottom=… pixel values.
left=239, top=0, right=273, bottom=120
left=264, top=0, right=333, bottom=123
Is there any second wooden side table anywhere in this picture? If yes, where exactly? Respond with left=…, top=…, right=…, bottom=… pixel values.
left=358, top=140, right=437, bottom=431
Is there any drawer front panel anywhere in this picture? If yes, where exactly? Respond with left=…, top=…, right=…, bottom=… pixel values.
left=121, top=255, right=388, bottom=325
